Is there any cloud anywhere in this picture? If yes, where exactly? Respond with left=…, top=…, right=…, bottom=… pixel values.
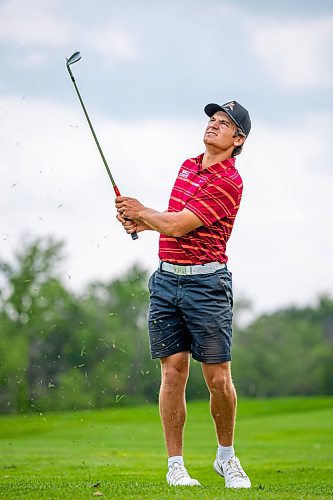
left=1, top=93, right=333, bottom=313
left=90, top=27, right=138, bottom=59
left=0, top=0, right=71, bottom=46
left=13, top=52, right=46, bottom=68
left=0, top=94, right=202, bottom=287
left=0, top=0, right=138, bottom=63
left=229, top=114, right=333, bottom=313
left=251, top=16, right=333, bottom=88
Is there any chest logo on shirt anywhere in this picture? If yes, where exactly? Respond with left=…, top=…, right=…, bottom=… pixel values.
left=179, top=169, right=190, bottom=179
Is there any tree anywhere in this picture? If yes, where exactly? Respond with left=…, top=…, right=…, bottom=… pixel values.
left=0, top=238, right=81, bottom=412
left=232, top=297, right=333, bottom=397
left=1, top=237, right=332, bottom=414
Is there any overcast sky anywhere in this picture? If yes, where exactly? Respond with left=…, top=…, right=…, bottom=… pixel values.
left=1, top=0, right=333, bottom=316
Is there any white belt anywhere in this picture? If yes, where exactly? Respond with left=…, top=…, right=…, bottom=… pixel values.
left=160, top=261, right=226, bottom=276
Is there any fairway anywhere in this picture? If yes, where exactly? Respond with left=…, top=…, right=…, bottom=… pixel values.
left=0, top=397, right=332, bottom=499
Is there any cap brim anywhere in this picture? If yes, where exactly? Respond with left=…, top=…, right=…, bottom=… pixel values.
left=204, top=103, right=224, bottom=117
left=204, top=103, right=245, bottom=135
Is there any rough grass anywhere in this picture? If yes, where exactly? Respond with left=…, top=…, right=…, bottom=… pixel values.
left=0, top=397, right=332, bottom=498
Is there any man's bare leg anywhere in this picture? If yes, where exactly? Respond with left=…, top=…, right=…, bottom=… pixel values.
left=202, top=361, right=251, bottom=488
left=159, top=351, right=190, bottom=457
left=160, top=351, right=201, bottom=486
left=201, top=361, right=236, bottom=446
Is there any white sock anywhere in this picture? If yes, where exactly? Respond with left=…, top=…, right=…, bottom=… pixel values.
left=168, top=456, right=184, bottom=468
left=218, top=444, right=235, bottom=462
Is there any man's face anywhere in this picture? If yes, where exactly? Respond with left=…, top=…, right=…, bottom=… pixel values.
left=203, top=111, right=245, bottom=151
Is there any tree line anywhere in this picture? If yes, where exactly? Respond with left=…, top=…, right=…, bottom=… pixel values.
left=0, top=238, right=332, bottom=413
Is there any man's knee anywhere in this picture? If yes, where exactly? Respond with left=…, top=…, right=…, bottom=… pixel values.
left=161, top=353, right=189, bottom=387
left=203, top=363, right=234, bottom=394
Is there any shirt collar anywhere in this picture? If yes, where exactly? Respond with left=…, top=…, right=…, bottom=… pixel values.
left=196, top=154, right=236, bottom=173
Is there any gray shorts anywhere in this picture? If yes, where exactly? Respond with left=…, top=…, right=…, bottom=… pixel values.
left=148, top=266, right=233, bottom=363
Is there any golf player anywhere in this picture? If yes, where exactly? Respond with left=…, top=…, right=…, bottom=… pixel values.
left=115, top=101, right=251, bottom=489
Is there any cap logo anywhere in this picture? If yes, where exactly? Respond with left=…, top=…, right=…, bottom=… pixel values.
left=223, top=101, right=235, bottom=111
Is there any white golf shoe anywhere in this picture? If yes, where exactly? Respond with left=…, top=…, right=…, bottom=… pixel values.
left=166, top=462, right=201, bottom=486
left=213, top=455, right=251, bottom=489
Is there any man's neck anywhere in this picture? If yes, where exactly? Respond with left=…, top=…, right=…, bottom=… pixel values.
left=202, top=148, right=233, bottom=170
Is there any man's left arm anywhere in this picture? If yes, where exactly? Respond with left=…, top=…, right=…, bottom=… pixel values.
left=115, top=196, right=203, bottom=237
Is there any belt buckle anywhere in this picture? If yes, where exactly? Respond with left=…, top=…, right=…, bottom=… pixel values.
left=174, top=265, right=187, bottom=275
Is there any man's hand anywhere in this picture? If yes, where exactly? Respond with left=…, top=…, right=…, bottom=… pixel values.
left=116, top=213, right=150, bottom=234
left=115, top=196, right=145, bottom=221
left=115, top=196, right=150, bottom=234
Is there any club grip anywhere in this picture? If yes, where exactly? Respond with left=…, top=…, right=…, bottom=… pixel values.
left=114, top=186, right=139, bottom=241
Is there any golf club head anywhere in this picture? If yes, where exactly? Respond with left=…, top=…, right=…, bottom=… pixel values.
left=66, top=51, right=81, bottom=66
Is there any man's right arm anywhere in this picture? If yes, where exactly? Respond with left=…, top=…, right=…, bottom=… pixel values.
left=116, top=196, right=203, bottom=237
left=136, top=206, right=203, bottom=237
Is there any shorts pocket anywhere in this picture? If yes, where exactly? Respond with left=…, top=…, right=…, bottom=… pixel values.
left=148, top=271, right=156, bottom=292
left=216, top=273, right=233, bottom=308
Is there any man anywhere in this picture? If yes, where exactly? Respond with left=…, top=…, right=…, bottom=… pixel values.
left=115, top=100, right=251, bottom=489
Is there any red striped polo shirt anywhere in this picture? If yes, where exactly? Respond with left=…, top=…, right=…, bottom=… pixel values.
left=159, top=154, right=243, bottom=264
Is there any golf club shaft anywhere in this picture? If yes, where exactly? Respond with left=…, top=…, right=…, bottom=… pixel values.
left=67, top=65, right=138, bottom=241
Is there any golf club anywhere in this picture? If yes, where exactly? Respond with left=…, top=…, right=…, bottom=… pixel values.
left=66, top=51, right=138, bottom=241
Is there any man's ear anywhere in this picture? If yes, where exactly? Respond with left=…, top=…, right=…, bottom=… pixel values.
left=234, top=135, right=246, bottom=147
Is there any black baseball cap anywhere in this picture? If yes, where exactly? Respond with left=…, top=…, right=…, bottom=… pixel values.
left=204, top=100, right=251, bottom=136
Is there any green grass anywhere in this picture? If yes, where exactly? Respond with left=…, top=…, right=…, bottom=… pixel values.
left=0, top=397, right=332, bottom=498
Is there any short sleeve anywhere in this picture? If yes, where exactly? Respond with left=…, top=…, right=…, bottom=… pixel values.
left=185, top=176, right=242, bottom=226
